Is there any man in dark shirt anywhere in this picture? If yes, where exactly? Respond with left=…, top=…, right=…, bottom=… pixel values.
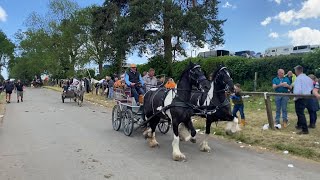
left=124, top=64, right=145, bottom=105
left=4, top=79, right=14, bottom=103
left=15, top=79, right=24, bottom=103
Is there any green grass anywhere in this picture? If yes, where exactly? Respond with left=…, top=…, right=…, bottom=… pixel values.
left=193, top=95, right=320, bottom=162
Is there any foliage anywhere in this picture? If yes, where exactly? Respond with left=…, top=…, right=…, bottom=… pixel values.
left=137, top=54, right=319, bottom=91
left=0, top=30, right=15, bottom=73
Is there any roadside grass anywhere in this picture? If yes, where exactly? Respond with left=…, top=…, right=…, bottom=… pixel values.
left=44, top=86, right=320, bottom=161
left=0, top=93, right=6, bottom=126
left=193, top=96, right=320, bottom=162
left=43, top=86, right=116, bottom=108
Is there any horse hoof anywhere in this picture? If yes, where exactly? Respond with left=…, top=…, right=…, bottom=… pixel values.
left=200, top=143, right=211, bottom=153
left=148, top=138, right=159, bottom=148
left=172, top=152, right=186, bottom=161
left=190, top=137, right=196, bottom=143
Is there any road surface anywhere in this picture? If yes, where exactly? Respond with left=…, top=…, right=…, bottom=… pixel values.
left=0, top=88, right=319, bottom=180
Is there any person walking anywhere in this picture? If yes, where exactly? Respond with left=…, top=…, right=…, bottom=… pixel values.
left=272, top=69, right=292, bottom=128
left=293, top=65, right=314, bottom=134
left=4, top=79, right=14, bottom=103
left=14, top=79, right=24, bottom=103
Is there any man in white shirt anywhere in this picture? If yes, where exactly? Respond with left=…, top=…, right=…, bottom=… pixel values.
left=143, top=68, right=157, bottom=91
left=293, top=65, right=314, bottom=134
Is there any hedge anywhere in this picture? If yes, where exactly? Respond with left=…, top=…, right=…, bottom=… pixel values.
left=137, top=50, right=320, bottom=91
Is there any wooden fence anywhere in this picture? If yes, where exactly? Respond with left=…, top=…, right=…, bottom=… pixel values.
left=241, top=92, right=317, bottom=130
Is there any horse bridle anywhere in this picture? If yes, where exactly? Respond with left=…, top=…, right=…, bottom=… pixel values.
left=214, top=67, right=233, bottom=92
left=189, top=65, right=207, bottom=91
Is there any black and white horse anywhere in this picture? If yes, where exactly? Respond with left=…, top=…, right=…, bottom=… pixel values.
left=143, top=62, right=211, bottom=161
left=190, top=65, right=241, bottom=152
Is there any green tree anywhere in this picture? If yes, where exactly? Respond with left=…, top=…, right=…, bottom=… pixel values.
left=124, top=0, right=225, bottom=75
left=0, top=30, right=15, bottom=75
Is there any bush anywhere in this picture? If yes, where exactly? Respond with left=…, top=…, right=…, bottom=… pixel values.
left=138, top=52, right=318, bottom=91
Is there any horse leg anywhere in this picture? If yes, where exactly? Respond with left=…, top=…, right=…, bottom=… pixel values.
left=200, top=118, right=212, bottom=152
left=147, top=117, right=160, bottom=148
left=172, top=120, right=186, bottom=161
left=178, top=122, right=191, bottom=142
left=225, top=115, right=241, bottom=135
left=187, top=120, right=197, bottom=143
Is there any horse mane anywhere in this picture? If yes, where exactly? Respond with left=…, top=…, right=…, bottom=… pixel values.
left=178, top=63, right=194, bottom=81
left=211, top=66, right=223, bottom=80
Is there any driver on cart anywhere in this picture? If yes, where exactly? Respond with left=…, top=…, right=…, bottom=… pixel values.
left=62, top=80, right=70, bottom=92
left=124, top=64, right=145, bottom=105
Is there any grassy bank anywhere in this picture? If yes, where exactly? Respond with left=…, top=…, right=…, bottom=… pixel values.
left=193, top=96, right=320, bottom=162
left=0, top=93, right=6, bottom=126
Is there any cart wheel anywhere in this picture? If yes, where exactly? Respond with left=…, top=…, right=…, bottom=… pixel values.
left=158, top=119, right=171, bottom=134
left=123, top=109, right=134, bottom=136
left=62, top=96, right=65, bottom=103
left=112, top=105, right=122, bottom=131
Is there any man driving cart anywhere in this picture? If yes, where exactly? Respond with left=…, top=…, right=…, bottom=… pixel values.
left=124, top=64, right=145, bottom=105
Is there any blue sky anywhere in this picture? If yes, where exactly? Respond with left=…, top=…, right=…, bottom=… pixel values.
left=1, top=0, right=320, bottom=78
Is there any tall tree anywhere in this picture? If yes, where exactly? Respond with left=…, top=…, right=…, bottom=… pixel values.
left=125, top=0, right=225, bottom=75
left=0, top=30, right=15, bottom=75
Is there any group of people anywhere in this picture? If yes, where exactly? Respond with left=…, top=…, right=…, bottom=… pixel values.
left=272, top=65, right=319, bottom=134
left=100, top=64, right=176, bottom=105
left=1, top=79, right=24, bottom=103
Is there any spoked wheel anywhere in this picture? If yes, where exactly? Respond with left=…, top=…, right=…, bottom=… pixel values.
left=123, top=109, right=134, bottom=136
left=112, top=105, right=122, bottom=131
left=158, top=119, right=171, bottom=134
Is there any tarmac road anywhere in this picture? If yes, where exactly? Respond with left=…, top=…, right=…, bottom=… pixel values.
left=0, top=88, right=319, bottom=180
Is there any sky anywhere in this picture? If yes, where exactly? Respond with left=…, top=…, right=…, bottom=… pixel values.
left=1, top=0, right=320, bottom=78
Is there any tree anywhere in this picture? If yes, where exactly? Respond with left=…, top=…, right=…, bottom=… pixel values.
left=0, top=30, right=15, bottom=75
left=125, top=0, right=225, bottom=75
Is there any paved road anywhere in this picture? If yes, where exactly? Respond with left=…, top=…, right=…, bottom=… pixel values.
left=0, top=88, right=319, bottom=180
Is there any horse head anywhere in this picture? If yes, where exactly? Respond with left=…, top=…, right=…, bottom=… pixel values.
left=212, top=65, right=234, bottom=93
left=185, top=62, right=211, bottom=92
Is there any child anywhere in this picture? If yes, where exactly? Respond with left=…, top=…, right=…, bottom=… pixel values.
left=231, top=83, right=246, bottom=126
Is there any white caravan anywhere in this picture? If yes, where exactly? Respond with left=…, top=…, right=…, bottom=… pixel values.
left=265, top=46, right=293, bottom=57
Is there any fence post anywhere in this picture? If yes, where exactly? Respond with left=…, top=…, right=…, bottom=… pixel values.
left=264, top=93, right=274, bottom=129
left=253, top=72, right=258, bottom=91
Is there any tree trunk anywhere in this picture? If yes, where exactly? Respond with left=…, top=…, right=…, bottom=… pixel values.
left=163, top=0, right=173, bottom=76
left=98, top=62, right=103, bottom=75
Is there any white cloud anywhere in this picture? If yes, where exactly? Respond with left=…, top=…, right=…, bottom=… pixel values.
left=261, top=17, right=272, bottom=26
left=222, top=2, right=237, bottom=9
left=274, top=0, right=281, bottom=5
left=269, top=32, right=279, bottom=39
left=288, top=27, right=320, bottom=45
left=0, top=6, right=8, bottom=22
left=275, top=0, right=320, bottom=24
left=262, top=0, right=320, bottom=26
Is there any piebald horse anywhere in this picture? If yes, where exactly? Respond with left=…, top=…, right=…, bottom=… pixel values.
left=143, top=62, right=211, bottom=161
left=190, top=65, right=241, bottom=152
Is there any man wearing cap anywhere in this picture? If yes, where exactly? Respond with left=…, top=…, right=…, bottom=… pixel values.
left=293, top=65, right=314, bottom=134
left=125, top=64, right=145, bottom=105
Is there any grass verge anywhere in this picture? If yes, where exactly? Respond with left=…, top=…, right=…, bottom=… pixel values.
left=193, top=96, right=320, bottom=162
left=0, top=93, right=6, bottom=126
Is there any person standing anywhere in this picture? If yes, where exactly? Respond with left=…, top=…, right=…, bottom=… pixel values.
left=4, top=79, right=14, bottom=103
left=307, top=74, right=319, bottom=128
left=14, top=79, right=24, bottom=103
left=231, top=83, right=246, bottom=126
left=272, top=69, right=292, bottom=128
left=106, top=76, right=114, bottom=99
left=286, top=71, right=296, bottom=86
left=293, top=65, right=314, bottom=134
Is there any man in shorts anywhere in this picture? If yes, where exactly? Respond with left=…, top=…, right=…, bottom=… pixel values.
left=4, top=79, right=14, bottom=103
left=15, top=79, right=24, bottom=103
